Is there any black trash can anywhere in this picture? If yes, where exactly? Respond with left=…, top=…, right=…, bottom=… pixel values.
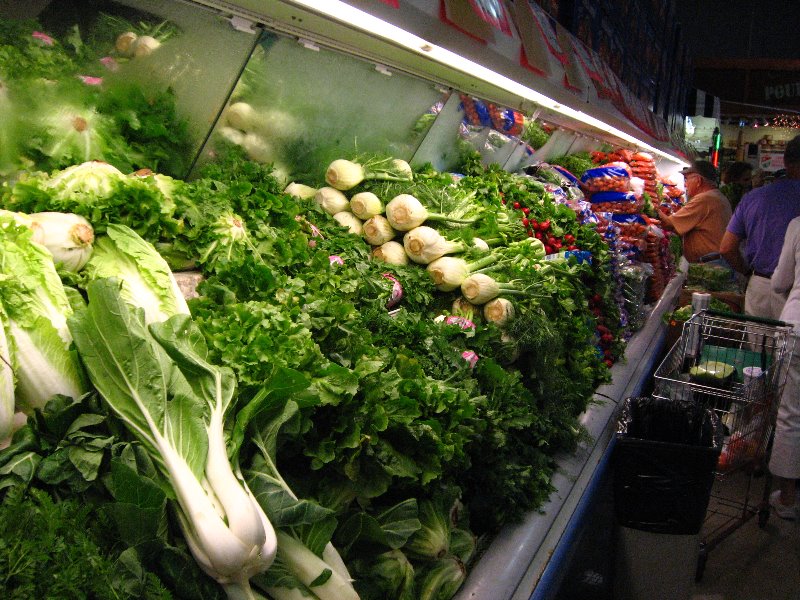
left=613, top=395, right=723, bottom=535
left=612, top=396, right=723, bottom=600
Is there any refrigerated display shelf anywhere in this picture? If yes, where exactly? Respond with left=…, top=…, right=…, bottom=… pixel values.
left=455, top=261, right=687, bottom=600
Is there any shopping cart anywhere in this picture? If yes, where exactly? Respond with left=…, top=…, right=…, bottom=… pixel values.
left=652, top=310, right=795, bottom=580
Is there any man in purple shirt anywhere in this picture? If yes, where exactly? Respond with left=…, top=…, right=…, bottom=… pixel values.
left=721, top=134, right=800, bottom=319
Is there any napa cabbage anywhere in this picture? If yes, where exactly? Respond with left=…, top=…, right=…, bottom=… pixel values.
left=83, top=224, right=189, bottom=324
left=0, top=215, right=86, bottom=413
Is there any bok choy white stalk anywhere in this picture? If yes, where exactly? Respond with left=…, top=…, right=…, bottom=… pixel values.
left=68, top=279, right=277, bottom=599
left=233, top=371, right=359, bottom=600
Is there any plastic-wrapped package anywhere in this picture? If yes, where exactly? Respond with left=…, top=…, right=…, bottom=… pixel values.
left=621, top=262, right=651, bottom=331
left=580, top=162, right=631, bottom=193
left=522, top=162, right=585, bottom=202
left=589, top=190, right=642, bottom=214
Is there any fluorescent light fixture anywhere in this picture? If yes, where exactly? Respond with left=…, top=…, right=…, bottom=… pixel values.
left=285, top=0, right=689, bottom=166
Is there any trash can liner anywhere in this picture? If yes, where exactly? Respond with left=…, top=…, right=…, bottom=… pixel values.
left=613, top=396, right=723, bottom=535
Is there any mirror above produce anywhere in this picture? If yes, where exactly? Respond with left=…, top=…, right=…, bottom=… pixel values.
left=197, top=30, right=448, bottom=183
left=0, top=0, right=257, bottom=180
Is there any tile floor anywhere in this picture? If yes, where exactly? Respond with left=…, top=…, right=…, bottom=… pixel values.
left=692, top=470, right=800, bottom=600
left=552, top=464, right=799, bottom=600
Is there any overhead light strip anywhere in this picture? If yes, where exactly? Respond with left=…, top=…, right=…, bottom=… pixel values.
left=284, top=0, right=689, bottom=166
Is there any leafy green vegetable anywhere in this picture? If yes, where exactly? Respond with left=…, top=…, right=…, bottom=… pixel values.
left=0, top=484, right=173, bottom=600
left=0, top=215, right=86, bottom=413
left=69, top=279, right=277, bottom=599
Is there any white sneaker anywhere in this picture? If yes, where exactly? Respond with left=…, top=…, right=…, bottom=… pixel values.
left=769, top=489, right=799, bottom=520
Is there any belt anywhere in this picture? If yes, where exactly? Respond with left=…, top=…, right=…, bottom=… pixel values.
left=752, top=270, right=772, bottom=279
left=698, top=252, right=722, bottom=263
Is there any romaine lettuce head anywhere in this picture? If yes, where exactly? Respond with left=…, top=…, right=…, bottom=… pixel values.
left=83, top=223, right=189, bottom=324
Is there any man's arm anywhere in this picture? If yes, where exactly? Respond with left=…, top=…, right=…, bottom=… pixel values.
left=658, top=209, right=675, bottom=231
left=720, top=230, right=748, bottom=274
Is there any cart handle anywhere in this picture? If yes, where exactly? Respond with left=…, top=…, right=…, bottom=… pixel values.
left=704, top=309, right=790, bottom=328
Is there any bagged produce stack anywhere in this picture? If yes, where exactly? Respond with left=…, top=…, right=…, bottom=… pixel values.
left=628, top=152, right=659, bottom=203
left=643, top=226, right=676, bottom=303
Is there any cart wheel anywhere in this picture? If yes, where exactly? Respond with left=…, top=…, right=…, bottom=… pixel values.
left=758, top=506, right=770, bottom=528
left=695, top=546, right=708, bottom=582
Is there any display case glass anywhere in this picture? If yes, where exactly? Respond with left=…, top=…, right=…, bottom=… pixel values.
left=195, top=29, right=449, bottom=182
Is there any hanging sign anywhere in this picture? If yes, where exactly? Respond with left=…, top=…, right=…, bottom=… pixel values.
left=440, top=0, right=495, bottom=43
left=466, top=0, right=513, bottom=35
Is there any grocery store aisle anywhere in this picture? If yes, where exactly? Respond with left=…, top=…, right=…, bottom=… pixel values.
left=692, top=471, right=800, bottom=600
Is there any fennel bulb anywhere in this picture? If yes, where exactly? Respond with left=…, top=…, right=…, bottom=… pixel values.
left=69, top=280, right=277, bottom=599
left=403, top=226, right=464, bottom=265
left=132, top=35, right=161, bottom=57
left=241, top=133, right=274, bottom=163
left=484, top=297, right=515, bottom=326
left=460, top=273, right=500, bottom=305
left=225, top=102, right=257, bottom=131
left=314, top=187, right=350, bottom=216
left=426, top=254, right=499, bottom=292
left=385, top=194, right=427, bottom=231
left=461, top=273, right=527, bottom=305
left=115, top=31, right=138, bottom=56
left=349, top=192, right=383, bottom=220
left=472, top=237, right=490, bottom=251
left=385, top=194, right=479, bottom=231
left=30, top=212, right=94, bottom=272
left=284, top=182, right=317, bottom=199
left=362, top=215, right=396, bottom=246
left=218, top=126, right=245, bottom=146
left=325, top=156, right=414, bottom=191
left=325, top=159, right=364, bottom=190
left=332, top=211, right=363, bottom=235
left=391, top=159, right=413, bottom=179
left=372, top=240, right=408, bottom=265
left=451, top=296, right=478, bottom=320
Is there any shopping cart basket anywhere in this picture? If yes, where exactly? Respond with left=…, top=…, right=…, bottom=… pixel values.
left=652, top=310, right=795, bottom=579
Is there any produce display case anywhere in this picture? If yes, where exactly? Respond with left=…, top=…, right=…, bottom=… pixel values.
left=0, top=1, right=693, bottom=599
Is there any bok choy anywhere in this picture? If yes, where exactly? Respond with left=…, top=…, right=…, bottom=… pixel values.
left=68, top=279, right=277, bottom=600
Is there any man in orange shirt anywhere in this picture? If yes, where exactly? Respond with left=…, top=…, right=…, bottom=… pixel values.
left=658, top=160, right=732, bottom=264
